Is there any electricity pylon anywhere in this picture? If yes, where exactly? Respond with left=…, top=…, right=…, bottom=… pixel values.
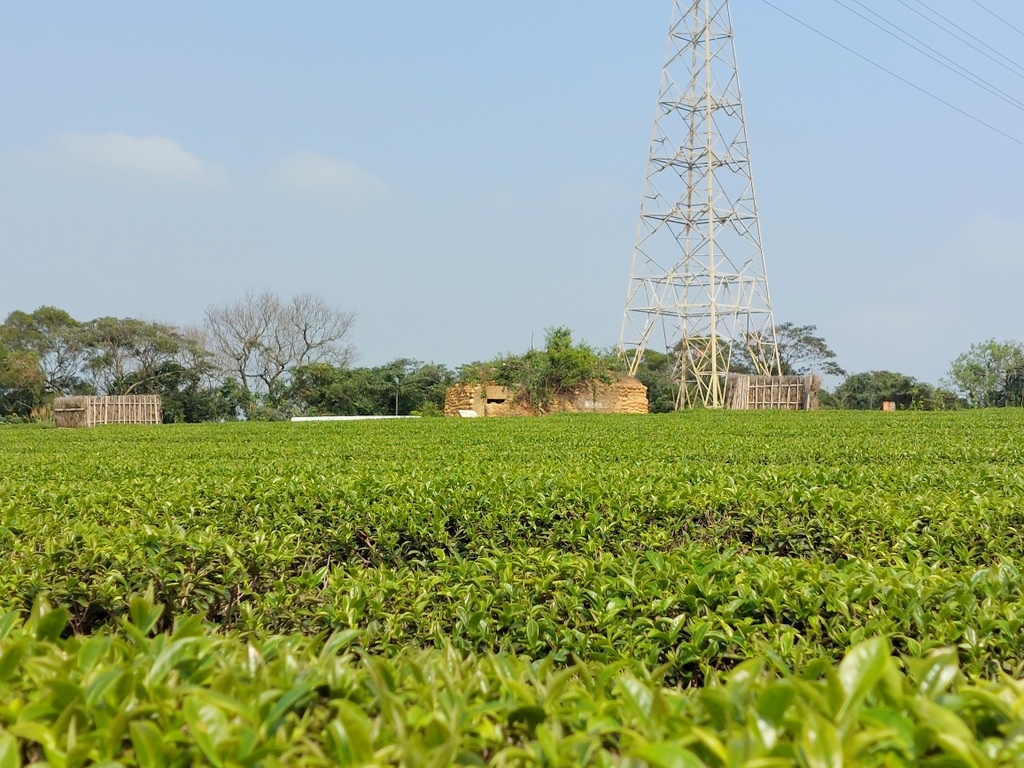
left=620, top=0, right=780, bottom=409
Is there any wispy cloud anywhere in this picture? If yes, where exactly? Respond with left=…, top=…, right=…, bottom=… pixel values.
left=53, top=132, right=223, bottom=183
left=272, top=150, right=387, bottom=201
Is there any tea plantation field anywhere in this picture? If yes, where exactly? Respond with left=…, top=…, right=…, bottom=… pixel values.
left=3, top=411, right=1024, bottom=765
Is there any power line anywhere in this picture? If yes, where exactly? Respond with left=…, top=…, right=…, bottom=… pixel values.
left=904, top=0, right=1024, bottom=77
left=832, top=0, right=1024, bottom=113
left=968, top=0, right=1024, bottom=39
left=755, top=0, right=1024, bottom=149
left=894, top=0, right=1024, bottom=80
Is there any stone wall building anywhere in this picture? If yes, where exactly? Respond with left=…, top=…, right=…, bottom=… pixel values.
left=444, top=377, right=648, bottom=417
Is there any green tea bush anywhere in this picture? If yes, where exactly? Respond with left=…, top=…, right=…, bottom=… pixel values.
left=4, top=411, right=1024, bottom=761
left=3, top=597, right=1024, bottom=766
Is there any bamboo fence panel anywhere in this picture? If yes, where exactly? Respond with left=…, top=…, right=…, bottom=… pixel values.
left=53, top=395, right=162, bottom=427
left=725, top=375, right=818, bottom=411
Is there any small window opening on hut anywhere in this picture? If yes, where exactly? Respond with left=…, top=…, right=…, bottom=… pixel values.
left=484, top=386, right=509, bottom=405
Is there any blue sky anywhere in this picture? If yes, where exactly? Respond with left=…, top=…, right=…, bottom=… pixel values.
left=2, top=1, right=1022, bottom=385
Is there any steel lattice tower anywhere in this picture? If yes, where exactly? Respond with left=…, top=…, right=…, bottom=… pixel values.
left=620, top=0, right=780, bottom=409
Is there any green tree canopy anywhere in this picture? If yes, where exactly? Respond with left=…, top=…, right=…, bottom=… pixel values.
left=82, top=317, right=203, bottom=395
left=461, top=327, right=612, bottom=411
left=774, top=322, right=846, bottom=377
left=0, top=345, right=47, bottom=418
left=627, top=349, right=677, bottom=413
left=0, top=306, right=86, bottom=395
left=945, top=339, right=1024, bottom=408
left=829, top=370, right=957, bottom=410
left=286, top=359, right=454, bottom=418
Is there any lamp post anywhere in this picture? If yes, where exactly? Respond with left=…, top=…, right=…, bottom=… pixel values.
left=393, top=376, right=400, bottom=416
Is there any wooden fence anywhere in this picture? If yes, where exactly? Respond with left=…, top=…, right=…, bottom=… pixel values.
left=53, top=395, right=162, bottom=428
left=725, top=375, right=819, bottom=411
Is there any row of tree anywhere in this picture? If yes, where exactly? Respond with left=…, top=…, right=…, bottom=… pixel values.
left=2, top=299, right=1022, bottom=420
left=0, top=293, right=453, bottom=421
left=819, top=337, right=1024, bottom=411
left=630, top=325, right=1024, bottom=413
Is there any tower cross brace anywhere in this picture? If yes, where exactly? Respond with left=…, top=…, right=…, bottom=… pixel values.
left=620, top=0, right=781, bottom=409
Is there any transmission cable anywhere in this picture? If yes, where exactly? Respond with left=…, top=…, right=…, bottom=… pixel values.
left=755, top=0, right=1024, bottom=149
left=831, top=0, right=1024, bottom=113
left=968, top=0, right=1024, bottom=39
left=907, top=0, right=1024, bottom=76
left=893, top=0, right=1024, bottom=80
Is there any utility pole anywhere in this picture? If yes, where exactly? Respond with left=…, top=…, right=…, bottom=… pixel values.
left=620, top=0, right=780, bottom=408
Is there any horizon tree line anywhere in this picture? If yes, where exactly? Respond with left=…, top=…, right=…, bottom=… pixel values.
left=0, top=297, right=1019, bottom=420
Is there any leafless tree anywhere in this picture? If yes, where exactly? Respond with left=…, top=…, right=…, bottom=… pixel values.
left=204, top=290, right=275, bottom=394
left=285, top=292, right=356, bottom=368
left=204, top=290, right=356, bottom=398
left=176, top=324, right=218, bottom=387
